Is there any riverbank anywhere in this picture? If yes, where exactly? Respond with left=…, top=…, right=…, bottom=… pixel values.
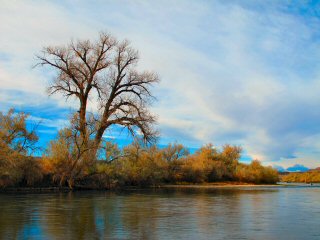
left=164, top=182, right=320, bottom=188
left=3, top=183, right=320, bottom=193
left=163, top=182, right=281, bottom=188
left=0, top=182, right=283, bottom=193
left=0, top=187, right=72, bottom=193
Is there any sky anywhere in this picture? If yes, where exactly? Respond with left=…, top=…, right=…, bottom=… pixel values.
left=1, top=0, right=320, bottom=169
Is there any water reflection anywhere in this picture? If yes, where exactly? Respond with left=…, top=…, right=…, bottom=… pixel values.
left=0, top=187, right=320, bottom=239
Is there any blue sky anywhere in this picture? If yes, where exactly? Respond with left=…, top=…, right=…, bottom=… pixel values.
left=1, top=0, right=320, bottom=168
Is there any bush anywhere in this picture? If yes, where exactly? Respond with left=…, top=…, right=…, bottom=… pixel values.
left=235, top=160, right=279, bottom=184
left=282, top=171, right=320, bottom=183
left=115, top=144, right=166, bottom=186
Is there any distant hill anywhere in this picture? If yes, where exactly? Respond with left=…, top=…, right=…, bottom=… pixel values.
left=286, top=164, right=309, bottom=172
left=275, top=164, right=312, bottom=173
left=309, top=167, right=320, bottom=172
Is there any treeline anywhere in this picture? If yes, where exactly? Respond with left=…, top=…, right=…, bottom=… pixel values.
left=0, top=109, right=279, bottom=188
left=282, top=171, right=320, bottom=183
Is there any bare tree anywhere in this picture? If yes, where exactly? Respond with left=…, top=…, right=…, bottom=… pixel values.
left=36, top=32, right=159, bottom=158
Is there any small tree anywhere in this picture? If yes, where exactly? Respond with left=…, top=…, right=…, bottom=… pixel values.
left=0, top=109, right=38, bottom=155
left=0, top=109, right=41, bottom=186
left=43, top=114, right=97, bottom=187
left=162, top=143, right=189, bottom=182
left=220, top=144, right=242, bottom=179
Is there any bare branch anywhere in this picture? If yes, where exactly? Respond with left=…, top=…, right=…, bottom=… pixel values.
left=36, top=32, right=159, bottom=159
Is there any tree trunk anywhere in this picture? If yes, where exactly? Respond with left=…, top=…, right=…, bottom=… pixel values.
left=90, top=126, right=107, bottom=159
left=79, top=98, right=87, bottom=141
left=67, top=179, right=74, bottom=189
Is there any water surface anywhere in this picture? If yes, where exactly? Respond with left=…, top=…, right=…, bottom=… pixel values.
left=0, top=186, right=319, bottom=239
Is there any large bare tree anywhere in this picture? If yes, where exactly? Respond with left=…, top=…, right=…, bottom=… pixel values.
left=37, top=32, right=159, bottom=158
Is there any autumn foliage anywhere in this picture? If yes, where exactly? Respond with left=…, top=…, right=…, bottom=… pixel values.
left=282, top=170, right=320, bottom=183
left=0, top=113, right=280, bottom=189
left=0, top=109, right=279, bottom=188
left=0, top=109, right=42, bottom=187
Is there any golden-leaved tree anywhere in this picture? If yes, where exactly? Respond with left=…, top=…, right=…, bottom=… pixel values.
left=0, top=109, right=41, bottom=187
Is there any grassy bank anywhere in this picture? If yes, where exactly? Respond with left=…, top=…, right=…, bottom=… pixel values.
left=0, top=182, right=282, bottom=193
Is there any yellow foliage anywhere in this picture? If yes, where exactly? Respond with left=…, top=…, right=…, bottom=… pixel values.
left=0, top=109, right=41, bottom=187
left=0, top=109, right=280, bottom=189
left=235, top=160, right=279, bottom=184
left=282, top=171, right=320, bottom=183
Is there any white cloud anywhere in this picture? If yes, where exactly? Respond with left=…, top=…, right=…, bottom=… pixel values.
left=27, top=116, right=69, bottom=130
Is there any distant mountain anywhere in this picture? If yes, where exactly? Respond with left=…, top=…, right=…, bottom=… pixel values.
left=274, top=165, right=286, bottom=172
left=286, top=164, right=309, bottom=172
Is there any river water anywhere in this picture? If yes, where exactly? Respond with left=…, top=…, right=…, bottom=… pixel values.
left=0, top=186, right=319, bottom=239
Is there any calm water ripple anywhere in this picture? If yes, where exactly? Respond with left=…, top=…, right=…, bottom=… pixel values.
left=0, top=186, right=319, bottom=240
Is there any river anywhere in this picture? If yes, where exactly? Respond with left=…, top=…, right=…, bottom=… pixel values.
left=0, top=186, right=319, bottom=239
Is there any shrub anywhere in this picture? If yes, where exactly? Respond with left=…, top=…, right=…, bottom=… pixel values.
left=235, top=160, right=279, bottom=184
